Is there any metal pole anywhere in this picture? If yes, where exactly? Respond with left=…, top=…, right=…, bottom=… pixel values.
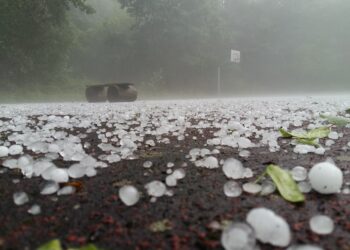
left=217, top=66, right=221, bottom=97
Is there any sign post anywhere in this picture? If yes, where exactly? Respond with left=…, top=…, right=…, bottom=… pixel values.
left=217, top=49, right=240, bottom=96
left=230, top=49, right=241, bottom=63
left=217, top=66, right=221, bottom=96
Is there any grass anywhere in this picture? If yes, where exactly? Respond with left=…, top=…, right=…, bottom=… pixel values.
left=0, top=78, right=93, bottom=103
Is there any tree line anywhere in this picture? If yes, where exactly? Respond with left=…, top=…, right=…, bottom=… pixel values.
left=1, top=0, right=349, bottom=99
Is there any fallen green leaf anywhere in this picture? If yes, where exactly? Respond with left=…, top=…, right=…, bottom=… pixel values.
left=305, top=126, right=330, bottom=139
left=345, top=108, right=350, bottom=114
left=266, top=164, right=305, bottom=203
left=279, top=128, right=294, bottom=138
left=139, top=150, right=163, bottom=158
left=37, top=239, right=62, bottom=250
left=149, top=219, right=172, bottom=232
left=296, top=138, right=318, bottom=147
left=320, top=114, right=350, bottom=127
left=68, top=244, right=102, bottom=250
left=279, top=127, right=330, bottom=147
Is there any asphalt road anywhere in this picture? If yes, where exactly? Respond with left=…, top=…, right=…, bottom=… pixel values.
left=0, top=96, right=349, bottom=250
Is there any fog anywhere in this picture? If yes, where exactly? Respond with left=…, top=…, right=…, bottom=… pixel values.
left=1, top=0, right=350, bottom=102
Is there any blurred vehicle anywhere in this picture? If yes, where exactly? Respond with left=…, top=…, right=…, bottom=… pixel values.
left=85, top=83, right=137, bottom=102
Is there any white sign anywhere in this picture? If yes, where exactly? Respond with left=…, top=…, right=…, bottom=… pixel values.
left=230, top=49, right=240, bottom=63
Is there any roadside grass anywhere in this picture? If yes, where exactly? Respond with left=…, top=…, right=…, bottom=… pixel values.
left=0, top=78, right=93, bottom=103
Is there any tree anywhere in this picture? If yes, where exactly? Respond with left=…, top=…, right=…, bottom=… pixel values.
left=118, top=0, right=229, bottom=90
left=0, top=0, right=94, bottom=86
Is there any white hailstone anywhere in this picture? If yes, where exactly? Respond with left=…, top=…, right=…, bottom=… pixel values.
left=13, top=192, right=29, bottom=205
left=145, top=181, right=166, bottom=197
left=143, top=161, right=153, bottom=168
left=48, top=143, right=60, bottom=153
left=166, top=169, right=173, bottom=174
left=33, top=160, right=55, bottom=176
left=41, top=166, right=56, bottom=180
left=0, top=146, right=9, bottom=157
left=57, top=186, right=76, bottom=196
left=246, top=207, right=291, bottom=247
left=166, top=175, right=177, bottom=187
left=177, top=135, right=185, bottom=141
left=343, top=187, right=350, bottom=194
left=203, top=156, right=219, bottom=169
left=28, top=204, right=41, bottom=215
left=45, top=153, right=59, bottom=160
left=86, top=167, right=97, bottom=177
left=165, top=189, right=174, bottom=196
left=309, top=215, right=334, bottom=235
left=161, top=138, right=170, bottom=144
left=315, top=147, right=325, bottom=155
left=17, top=155, right=33, bottom=168
left=243, top=168, right=253, bottom=178
left=221, top=223, right=256, bottom=250
left=119, top=185, right=140, bottom=206
left=2, top=159, right=18, bottom=169
left=21, top=164, right=34, bottom=178
left=298, top=181, right=312, bottom=193
left=12, top=179, right=20, bottom=184
left=243, top=183, right=262, bottom=194
left=237, top=137, right=252, bottom=149
left=106, top=154, right=121, bottom=163
left=223, top=181, right=242, bottom=197
left=239, top=150, right=251, bottom=158
left=172, top=168, right=186, bottom=179
left=328, top=131, right=338, bottom=140
left=293, top=144, right=315, bottom=154
left=208, top=138, right=221, bottom=145
left=287, top=245, right=323, bottom=250
left=8, top=145, right=23, bottom=155
left=47, top=168, right=69, bottom=183
left=325, top=140, right=334, bottom=147
left=308, top=162, right=343, bottom=194
left=293, top=120, right=302, bottom=127
left=68, top=164, right=86, bottom=178
left=223, top=158, right=244, bottom=179
left=291, top=166, right=308, bottom=181
left=189, top=148, right=201, bottom=158
left=200, top=148, right=211, bottom=157
left=145, top=139, right=155, bottom=147
left=167, top=162, right=174, bottom=168
left=212, top=149, right=220, bottom=154
left=260, top=181, right=276, bottom=196
left=40, top=181, right=60, bottom=195
left=228, top=121, right=244, bottom=131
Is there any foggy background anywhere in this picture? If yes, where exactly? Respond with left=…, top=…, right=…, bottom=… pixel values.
left=1, top=0, right=350, bottom=101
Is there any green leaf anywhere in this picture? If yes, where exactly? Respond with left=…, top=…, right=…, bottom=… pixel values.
left=305, top=127, right=330, bottom=139
left=320, top=114, right=350, bottom=127
left=296, top=138, right=319, bottom=147
left=345, top=108, right=350, bottom=114
left=279, top=128, right=294, bottom=138
left=149, top=219, right=173, bottom=232
left=279, top=127, right=330, bottom=144
left=68, top=244, right=103, bottom=250
left=37, top=239, right=62, bottom=250
left=266, top=165, right=305, bottom=203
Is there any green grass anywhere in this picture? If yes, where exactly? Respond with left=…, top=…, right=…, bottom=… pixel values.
left=0, top=78, right=94, bottom=103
